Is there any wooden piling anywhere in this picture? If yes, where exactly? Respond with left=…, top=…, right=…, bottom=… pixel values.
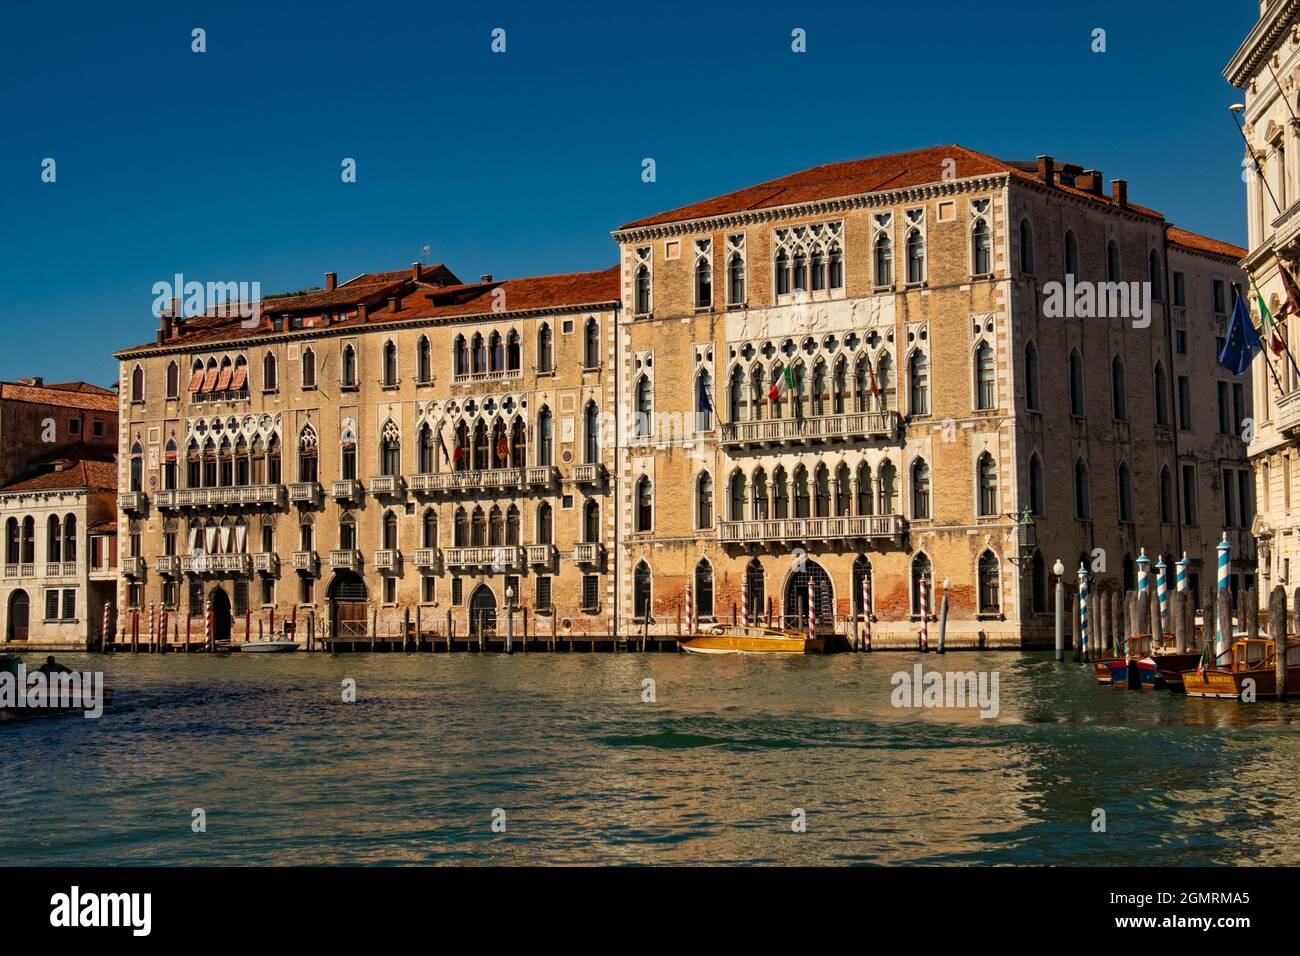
left=1095, top=589, right=1108, bottom=660
left=1268, top=586, right=1288, bottom=700
left=1171, top=590, right=1186, bottom=653
left=1072, top=592, right=1081, bottom=663
left=1148, top=586, right=1161, bottom=656
left=1215, top=587, right=1233, bottom=664
left=1246, top=587, right=1259, bottom=641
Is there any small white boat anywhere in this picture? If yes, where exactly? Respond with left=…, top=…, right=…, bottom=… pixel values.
left=239, top=637, right=299, bottom=653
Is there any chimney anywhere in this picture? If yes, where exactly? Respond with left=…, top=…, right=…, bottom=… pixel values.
left=412, top=262, right=423, bottom=281
left=1036, top=155, right=1055, bottom=187
left=325, top=272, right=337, bottom=291
left=1111, top=179, right=1128, bottom=207
left=160, top=312, right=174, bottom=344
left=358, top=302, right=369, bottom=323
left=480, top=274, right=493, bottom=283
left=388, top=295, right=401, bottom=312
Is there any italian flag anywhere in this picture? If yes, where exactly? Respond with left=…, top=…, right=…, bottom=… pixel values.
left=768, top=365, right=795, bottom=402
left=1254, top=275, right=1286, bottom=357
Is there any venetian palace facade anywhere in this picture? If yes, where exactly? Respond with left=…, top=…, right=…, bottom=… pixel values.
left=1227, top=0, right=1300, bottom=597
left=115, top=145, right=1250, bottom=647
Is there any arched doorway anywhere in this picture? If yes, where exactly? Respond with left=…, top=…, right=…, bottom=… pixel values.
left=209, top=587, right=232, bottom=645
left=783, top=559, right=833, bottom=631
left=468, top=584, right=496, bottom=638
left=7, top=590, right=29, bottom=642
left=328, top=570, right=369, bottom=638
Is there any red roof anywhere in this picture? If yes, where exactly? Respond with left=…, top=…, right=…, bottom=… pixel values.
left=0, top=381, right=118, bottom=413
left=1167, top=226, right=1246, bottom=260
left=617, top=144, right=1164, bottom=229
left=1, top=459, right=117, bottom=493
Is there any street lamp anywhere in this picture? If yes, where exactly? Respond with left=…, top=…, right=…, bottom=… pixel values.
left=1015, top=507, right=1037, bottom=561
left=1052, top=558, right=1065, bottom=661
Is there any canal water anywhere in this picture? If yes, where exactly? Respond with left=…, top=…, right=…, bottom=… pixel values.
left=3, top=651, right=1298, bottom=866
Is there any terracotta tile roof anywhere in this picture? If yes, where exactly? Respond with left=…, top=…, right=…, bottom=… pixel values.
left=1, top=459, right=117, bottom=493
left=617, top=144, right=1165, bottom=230
left=0, top=381, right=118, bottom=413
left=117, top=266, right=619, bottom=355
left=88, top=520, right=117, bottom=534
left=1167, top=226, right=1247, bottom=260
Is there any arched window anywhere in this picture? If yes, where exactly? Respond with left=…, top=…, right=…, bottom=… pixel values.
left=129, top=442, right=143, bottom=492
left=382, top=510, right=398, bottom=550
left=382, top=340, right=398, bottom=385
left=834, top=463, right=852, bottom=516
left=876, top=351, right=895, bottom=411
left=454, top=507, right=468, bottom=547
left=746, top=558, right=766, bottom=622
left=1032, top=550, right=1048, bottom=613
left=828, top=242, right=843, bottom=288
left=511, top=418, right=526, bottom=469
left=634, top=376, right=652, bottom=437
left=380, top=420, right=401, bottom=476
left=793, top=465, right=810, bottom=518
left=340, top=438, right=357, bottom=480
left=972, top=217, right=992, bottom=275
left=729, top=366, right=745, bottom=423
left=752, top=467, right=768, bottom=519
left=911, top=552, right=932, bottom=616
left=852, top=555, right=872, bottom=616
left=697, top=370, right=713, bottom=431
left=491, top=419, right=509, bottom=468
left=905, top=228, right=925, bottom=283
left=635, top=476, right=653, bottom=531
left=749, top=365, right=765, bottom=421
left=418, top=424, right=435, bottom=474
left=505, top=504, right=520, bottom=546
left=1149, top=250, right=1164, bottom=300
left=130, top=365, right=144, bottom=402
left=417, top=336, right=432, bottom=383
left=729, top=252, right=746, bottom=304
left=1118, top=462, right=1133, bottom=521
left=813, top=464, right=830, bottom=517
left=262, top=352, right=277, bottom=391
left=911, top=458, right=931, bottom=519
left=727, top=470, right=748, bottom=523
left=166, top=361, right=179, bottom=400
left=422, top=508, right=438, bottom=548
left=1029, top=453, right=1045, bottom=516
left=5, top=518, right=19, bottom=565
left=472, top=333, right=486, bottom=374
left=695, top=560, right=714, bottom=618
left=298, top=426, right=318, bottom=483
left=472, top=420, right=489, bottom=471
left=1106, top=240, right=1120, bottom=282
left=583, top=499, right=600, bottom=543
left=977, top=452, right=998, bottom=516
left=1153, top=363, right=1169, bottom=425
left=878, top=461, right=897, bottom=515
left=1068, top=349, right=1085, bottom=416
left=537, top=324, right=553, bottom=373
left=811, top=360, right=827, bottom=417
left=832, top=357, right=848, bottom=414
left=454, top=335, right=469, bottom=376
left=507, top=330, right=521, bottom=371
left=635, top=264, right=651, bottom=314
left=1159, top=466, right=1174, bottom=523
left=978, top=550, right=1001, bottom=613
left=1111, top=356, right=1127, bottom=420
left=874, top=232, right=893, bottom=286
left=471, top=506, right=486, bottom=546
left=1074, top=460, right=1091, bottom=520
left=975, top=341, right=995, bottom=410
left=908, top=351, right=929, bottom=415
left=580, top=402, right=599, bottom=464
left=773, top=466, right=789, bottom=519
left=694, top=257, right=712, bottom=308
left=301, top=347, right=316, bottom=388
left=162, top=439, right=177, bottom=490
left=1024, top=342, right=1040, bottom=410
left=1064, top=231, right=1079, bottom=280
left=488, top=331, right=502, bottom=372
left=1019, top=219, right=1035, bottom=275
left=341, top=344, right=357, bottom=388
left=339, top=513, right=356, bottom=551
left=696, top=472, right=713, bottom=529
left=47, top=515, right=62, bottom=563
left=634, top=561, right=652, bottom=618
left=488, top=506, right=504, bottom=546
left=538, top=406, right=553, bottom=466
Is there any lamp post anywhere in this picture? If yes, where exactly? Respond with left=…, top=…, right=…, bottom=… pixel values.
left=505, top=586, right=514, bottom=654
left=1053, top=559, right=1065, bottom=661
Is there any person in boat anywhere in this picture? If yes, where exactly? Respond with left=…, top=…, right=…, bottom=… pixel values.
left=38, top=655, right=71, bottom=675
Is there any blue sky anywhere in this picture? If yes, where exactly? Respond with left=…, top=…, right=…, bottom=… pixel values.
left=0, top=0, right=1260, bottom=386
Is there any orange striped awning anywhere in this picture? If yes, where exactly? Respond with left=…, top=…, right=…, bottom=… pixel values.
left=201, top=366, right=220, bottom=391
left=188, top=369, right=205, bottom=393
left=230, top=364, right=248, bottom=390
left=215, top=365, right=233, bottom=391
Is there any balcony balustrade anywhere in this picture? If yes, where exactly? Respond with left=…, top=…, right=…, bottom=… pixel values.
left=122, top=556, right=145, bottom=577
left=414, top=466, right=557, bottom=494
left=160, top=485, right=286, bottom=509
left=719, top=410, right=899, bottom=449
left=444, top=546, right=523, bottom=571
left=369, top=475, right=404, bottom=497
left=719, top=514, right=904, bottom=547
left=572, top=463, right=607, bottom=484
left=331, top=479, right=363, bottom=501
left=412, top=548, right=443, bottom=573
left=329, top=549, right=362, bottom=571
left=373, top=549, right=402, bottom=572
left=120, top=491, right=147, bottom=513
left=288, top=482, right=322, bottom=504
left=252, top=552, right=279, bottom=574
left=573, top=542, right=605, bottom=566
left=526, top=544, right=557, bottom=567
left=154, top=555, right=181, bottom=575
left=292, top=551, right=320, bottom=574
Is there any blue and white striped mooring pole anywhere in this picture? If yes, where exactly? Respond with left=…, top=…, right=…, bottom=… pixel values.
left=1136, top=548, right=1150, bottom=596
left=1175, top=552, right=1188, bottom=594
left=1216, top=533, right=1231, bottom=659
left=1078, top=563, right=1089, bottom=661
left=1156, top=555, right=1169, bottom=639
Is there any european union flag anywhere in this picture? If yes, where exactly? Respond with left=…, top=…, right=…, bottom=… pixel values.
left=1217, top=286, right=1262, bottom=376
left=696, top=374, right=712, bottom=412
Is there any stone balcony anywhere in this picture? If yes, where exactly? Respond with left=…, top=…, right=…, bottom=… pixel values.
left=719, top=410, right=900, bottom=449
left=154, top=554, right=181, bottom=575
left=412, top=548, right=443, bottom=573
left=252, top=552, right=279, bottom=574
left=1276, top=388, right=1300, bottom=436
left=292, top=550, right=320, bottom=574
left=329, top=549, right=362, bottom=571
left=119, top=491, right=147, bottom=513
left=573, top=542, right=605, bottom=566
left=444, top=546, right=523, bottom=571
left=373, top=549, right=402, bottom=572
left=159, top=485, right=286, bottom=509
left=330, top=479, right=363, bottom=502
left=719, top=514, right=904, bottom=548
left=288, top=481, right=322, bottom=504
left=3, top=563, right=35, bottom=579
left=369, top=475, right=405, bottom=497
left=526, top=544, right=557, bottom=567
left=122, top=556, right=145, bottom=577
left=412, top=466, right=557, bottom=494
left=43, top=561, right=78, bottom=578
left=572, top=463, right=607, bottom=484
left=178, top=553, right=252, bottom=575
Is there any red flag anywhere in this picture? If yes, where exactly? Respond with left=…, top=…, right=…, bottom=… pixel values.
left=452, top=442, right=465, bottom=464
left=496, top=435, right=509, bottom=463
left=1279, top=263, right=1300, bottom=318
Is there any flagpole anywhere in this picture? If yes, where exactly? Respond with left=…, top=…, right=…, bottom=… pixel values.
left=1240, top=281, right=1290, bottom=395
left=1231, top=107, right=1281, bottom=215
left=1264, top=263, right=1300, bottom=381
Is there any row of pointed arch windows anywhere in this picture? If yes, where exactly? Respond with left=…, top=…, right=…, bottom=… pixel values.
left=452, top=330, right=523, bottom=378
left=3, top=515, right=75, bottom=565
left=1049, top=226, right=1164, bottom=299
left=176, top=435, right=282, bottom=488
left=725, top=353, right=902, bottom=421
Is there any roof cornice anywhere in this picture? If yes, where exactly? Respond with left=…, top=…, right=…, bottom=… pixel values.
left=1225, top=0, right=1300, bottom=88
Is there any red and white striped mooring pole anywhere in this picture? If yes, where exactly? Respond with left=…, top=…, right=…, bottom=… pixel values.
left=919, top=573, right=930, bottom=652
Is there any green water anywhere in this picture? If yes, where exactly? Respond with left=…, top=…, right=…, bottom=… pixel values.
left=2, top=650, right=1297, bottom=865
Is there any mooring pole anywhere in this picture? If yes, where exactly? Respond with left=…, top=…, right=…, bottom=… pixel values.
left=1274, top=586, right=1288, bottom=700
left=937, top=577, right=948, bottom=654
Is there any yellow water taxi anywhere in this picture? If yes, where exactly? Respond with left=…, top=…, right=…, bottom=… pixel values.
left=679, top=624, right=825, bottom=655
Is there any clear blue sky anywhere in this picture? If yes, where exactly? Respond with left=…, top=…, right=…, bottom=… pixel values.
left=0, top=0, right=1260, bottom=386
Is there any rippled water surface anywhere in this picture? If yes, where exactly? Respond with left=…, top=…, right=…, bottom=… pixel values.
left=3, top=651, right=1299, bottom=865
